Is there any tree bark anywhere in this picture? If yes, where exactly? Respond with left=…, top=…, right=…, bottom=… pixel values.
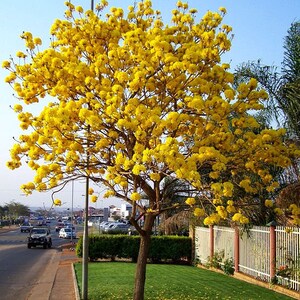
left=133, top=214, right=155, bottom=300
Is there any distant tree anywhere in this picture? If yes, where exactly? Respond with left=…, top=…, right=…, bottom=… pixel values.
left=5, top=201, right=30, bottom=218
left=0, top=206, right=6, bottom=218
left=3, top=2, right=299, bottom=299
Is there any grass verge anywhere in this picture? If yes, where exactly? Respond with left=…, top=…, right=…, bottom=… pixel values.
left=74, top=262, right=294, bottom=300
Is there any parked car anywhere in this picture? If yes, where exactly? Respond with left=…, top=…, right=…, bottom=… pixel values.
left=59, top=227, right=76, bottom=239
left=27, top=227, right=52, bottom=249
left=104, top=223, right=130, bottom=234
left=55, top=222, right=65, bottom=232
left=99, top=221, right=112, bottom=230
left=20, top=222, right=33, bottom=233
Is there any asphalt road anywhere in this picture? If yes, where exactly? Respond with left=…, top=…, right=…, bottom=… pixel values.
left=0, top=223, right=73, bottom=300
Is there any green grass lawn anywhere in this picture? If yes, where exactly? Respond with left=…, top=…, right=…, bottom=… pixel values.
left=74, top=262, right=294, bottom=300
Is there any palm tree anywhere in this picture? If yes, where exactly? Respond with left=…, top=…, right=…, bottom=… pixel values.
left=280, top=21, right=300, bottom=139
left=234, top=21, right=300, bottom=141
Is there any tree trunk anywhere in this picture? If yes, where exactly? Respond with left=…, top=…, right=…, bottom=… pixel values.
left=133, top=214, right=155, bottom=300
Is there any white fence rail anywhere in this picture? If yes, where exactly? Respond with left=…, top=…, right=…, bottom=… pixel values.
left=239, top=226, right=270, bottom=281
left=195, top=225, right=300, bottom=291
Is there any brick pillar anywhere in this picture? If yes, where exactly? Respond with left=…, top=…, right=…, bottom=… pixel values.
left=234, top=226, right=240, bottom=273
left=209, top=225, right=214, bottom=259
left=270, top=225, right=276, bottom=279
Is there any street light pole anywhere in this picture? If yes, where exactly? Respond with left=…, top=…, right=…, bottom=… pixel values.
left=82, top=174, right=89, bottom=300
left=82, top=2, right=94, bottom=298
left=71, top=180, right=74, bottom=244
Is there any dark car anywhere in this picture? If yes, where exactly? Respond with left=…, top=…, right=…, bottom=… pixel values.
left=27, top=227, right=52, bottom=249
left=20, top=222, right=33, bottom=233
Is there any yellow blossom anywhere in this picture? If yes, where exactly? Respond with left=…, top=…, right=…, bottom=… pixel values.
left=132, top=164, right=146, bottom=175
left=185, top=197, right=196, bottom=206
left=194, top=208, right=205, bottom=217
left=131, top=192, right=141, bottom=201
left=13, top=104, right=23, bottom=112
left=91, top=195, right=98, bottom=203
left=54, top=199, right=62, bottom=206
left=149, top=173, right=160, bottom=181
left=274, top=208, right=283, bottom=216
left=2, top=60, right=11, bottom=68
left=265, top=199, right=273, bottom=208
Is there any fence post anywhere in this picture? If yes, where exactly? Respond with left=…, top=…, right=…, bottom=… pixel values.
left=209, top=225, right=214, bottom=259
left=269, top=222, right=276, bottom=279
left=234, top=226, right=240, bottom=273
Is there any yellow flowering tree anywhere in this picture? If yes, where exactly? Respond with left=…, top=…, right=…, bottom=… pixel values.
left=3, top=1, right=300, bottom=299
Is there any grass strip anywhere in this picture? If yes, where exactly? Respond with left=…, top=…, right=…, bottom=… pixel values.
left=74, top=262, right=293, bottom=300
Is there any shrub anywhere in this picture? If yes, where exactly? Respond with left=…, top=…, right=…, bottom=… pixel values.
left=222, top=258, right=235, bottom=275
left=76, top=235, right=192, bottom=264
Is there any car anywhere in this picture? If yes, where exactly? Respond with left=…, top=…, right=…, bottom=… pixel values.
left=20, top=222, right=33, bottom=233
left=59, top=227, right=76, bottom=239
left=55, top=222, right=65, bottom=232
left=103, top=223, right=131, bottom=234
left=27, top=227, right=52, bottom=249
left=99, top=221, right=112, bottom=231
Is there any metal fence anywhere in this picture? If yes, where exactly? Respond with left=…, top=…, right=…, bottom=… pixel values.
left=239, top=226, right=270, bottom=281
left=194, top=225, right=300, bottom=291
left=275, top=226, right=300, bottom=290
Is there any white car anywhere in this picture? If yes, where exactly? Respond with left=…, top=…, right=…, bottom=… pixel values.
left=59, top=227, right=76, bottom=239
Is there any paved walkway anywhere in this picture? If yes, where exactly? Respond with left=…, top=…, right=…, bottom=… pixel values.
left=27, top=244, right=80, bottom=300
left=49, top=246, right=80, bottom=300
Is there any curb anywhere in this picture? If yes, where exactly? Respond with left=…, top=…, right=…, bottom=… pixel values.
left=72, top=263, right=81, bottom=300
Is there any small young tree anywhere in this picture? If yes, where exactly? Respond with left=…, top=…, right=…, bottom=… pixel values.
left=3, top=1, right=300, bottom=299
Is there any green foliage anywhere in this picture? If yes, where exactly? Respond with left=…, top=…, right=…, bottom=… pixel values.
left=119, top=235, right=140, bottom=262
left=76, top=235, right=192, bottom=264
left=223, top=257, right=235, bottom=275
left=206, top=250, right=224, bottom=269
left=0, top=201, right=30, bottom=218
left=205, top=250, right=235, bottom=275
left=148, top=235, right=192, bottom=263
left=75, top=235, right=83, bottom=257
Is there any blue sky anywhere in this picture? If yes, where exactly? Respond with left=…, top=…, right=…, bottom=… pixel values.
left=0, top=0, right=299, bottom=210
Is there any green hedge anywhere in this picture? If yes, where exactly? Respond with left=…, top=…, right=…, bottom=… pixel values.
left=76, top=235, right=192, bottom=264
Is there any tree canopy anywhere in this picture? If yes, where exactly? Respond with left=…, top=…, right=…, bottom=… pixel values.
left=0, top=201, right=30, bottom=218
left=3, top=0, right=299, bottom=227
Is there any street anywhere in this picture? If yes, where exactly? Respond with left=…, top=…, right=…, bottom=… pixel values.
left=0, top=222, right=74, bottom=300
